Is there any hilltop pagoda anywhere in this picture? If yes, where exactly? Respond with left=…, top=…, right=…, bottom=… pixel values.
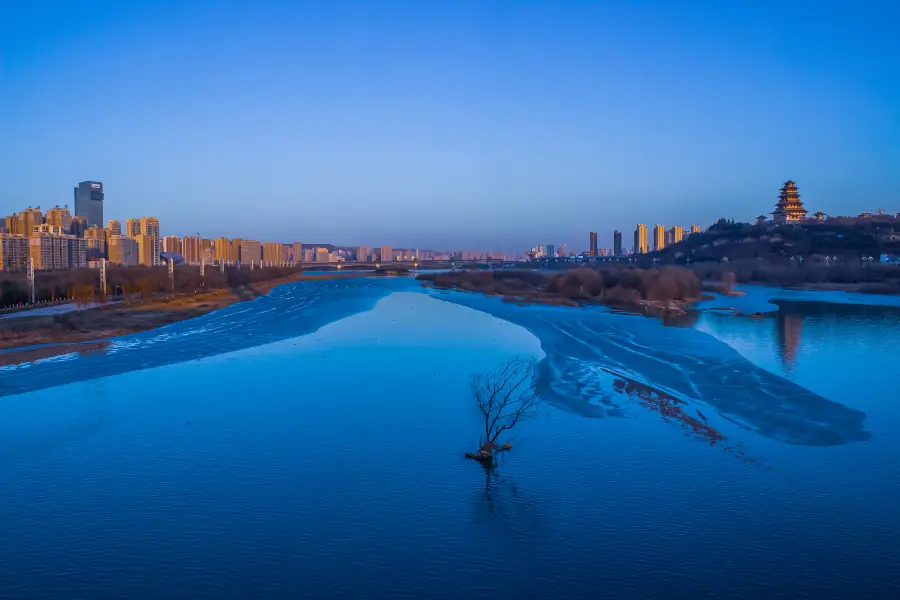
left=772, top=180, right=808, bottom=224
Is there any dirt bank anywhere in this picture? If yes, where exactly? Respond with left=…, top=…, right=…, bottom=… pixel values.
left=0, top=272, right=366, bottom=355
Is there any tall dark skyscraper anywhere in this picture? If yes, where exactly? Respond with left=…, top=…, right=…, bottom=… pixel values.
left=613, top=230, right=622, bottom=256
left=74, top=181, right=104, bottom=226
left=589, top=231, right=598, bottom=257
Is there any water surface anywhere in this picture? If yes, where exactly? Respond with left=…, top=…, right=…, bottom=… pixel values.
left=1, top=278, right=898, bottom=599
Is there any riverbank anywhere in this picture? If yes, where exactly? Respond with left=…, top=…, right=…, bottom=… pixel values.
left=0, top=272, right=367, bottom=359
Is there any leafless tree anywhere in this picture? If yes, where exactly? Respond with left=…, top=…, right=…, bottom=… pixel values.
left=466, top=357, right=542, bottom=464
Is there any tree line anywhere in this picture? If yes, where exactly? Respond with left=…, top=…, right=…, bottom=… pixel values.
left=0, top=265, right=298, bottom=307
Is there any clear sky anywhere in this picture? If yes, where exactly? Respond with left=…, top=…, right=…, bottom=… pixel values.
left=2, top=0, right=898, bottom=252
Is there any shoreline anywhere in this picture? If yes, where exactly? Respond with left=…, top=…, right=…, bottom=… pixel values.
left=0, top=272, right=374, bottom=364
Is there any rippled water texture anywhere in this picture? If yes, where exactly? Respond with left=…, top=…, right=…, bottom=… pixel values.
left=1, top=278, right=898, bottom=599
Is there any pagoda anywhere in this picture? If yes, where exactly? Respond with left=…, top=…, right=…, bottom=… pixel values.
left=772, top=180, right=808, bottom=223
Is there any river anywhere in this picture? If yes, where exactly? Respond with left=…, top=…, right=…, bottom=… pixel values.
left=0, top=277, right=897, bottom=599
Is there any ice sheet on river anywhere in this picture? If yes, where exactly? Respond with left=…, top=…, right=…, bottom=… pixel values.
left=426, top=290, right=871, bottom=447
left=0, top=277, right=872, bottom=447
left=0, top=277, right=411, bottom=398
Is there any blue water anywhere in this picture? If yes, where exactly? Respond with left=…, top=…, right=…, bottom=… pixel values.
left=1, top=277, right=898, bottom=599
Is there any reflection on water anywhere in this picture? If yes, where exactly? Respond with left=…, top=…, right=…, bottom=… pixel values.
left=776, top=312, right=803, bottom=370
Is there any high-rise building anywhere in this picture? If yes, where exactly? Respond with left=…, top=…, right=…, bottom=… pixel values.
left=107, top=220, right=122, bottom=236
left=546, top=244, right=556, bottom=259
left=263, top=242, right=288, bottom=265
left=690, top=224, right=701, bottom=234
left=134, top=235, right=153, bottom=266
left=231, top=239, right=243, bottom=263
left=163, top=235, right=182, bottom=254
left=4, top=216, right=21, bottom=235
left=69, top=237, right=88, bottom=268
left=380, top=245, right=392, bottom=262
left=19, top=208, right=43, bottom=238
left=0, top=234, right=29, bottom=271
left=108, top=235, right=138, bottom=266
left=292, top=242, right=302, bottom=264
left=84, top=226, right=108, bottom=260
left=33, top=224, right=65, bottom=235
left=139, top=217, right=160, bottom=266
left=589, top=232, right=598, bottom=257
left=213, top=238, right=230, bottom=263
left=315, top=248, right=332, bottom=263
left=633, top=224, right=648, bottom=254
left=670, top=225, right=683, bottom=244
left=125, top=219, right=141, bottom=238
left=357, top=246, right=370, bottom=263
left=653, top=225, right=665, bottom=251
left=239, top=240, right=262, bottom=264
left=182, top=236, right=201, bottom=264
left=70, top=216, right=88, bottom=238
left=73, top=181, right=104, bottom=226
left=613, top=230, right=622, bottom=256
left=29, top=234, right=71, bottom=270
left=45, top=206, right=73, bottom=233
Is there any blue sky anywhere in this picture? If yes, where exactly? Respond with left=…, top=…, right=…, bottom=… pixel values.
left=2, top=0, right=898, bottom=252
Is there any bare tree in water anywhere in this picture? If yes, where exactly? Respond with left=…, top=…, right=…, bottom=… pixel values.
left=466, top=357, right=542, bottom=464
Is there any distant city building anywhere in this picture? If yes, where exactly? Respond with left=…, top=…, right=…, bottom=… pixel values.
left=164, top=235, right=183, bottom=255
left=613, top=230, right=622, bottom=256
left=45, top=206, right=73, bottom=233
left=0, top=234, right=29, bottom=271
left=315, top=247, right=333, bottom=263
left=74, top=181, right=104, bottom=226
left=589, top=232, right=598, bottom=257
left=380, top=245, right=392, bottom=262
left=653, top=225, right=665, bottom=251
left=182, top=236, right=202, bottom=264
left=292, top=242, right=302, bottom=264
left=634, top=224, right=648, bottom=254
left=33, top=224, right=65, bottom=236
left=670, top=225, right=683, bottom=244
left=231, top=239, right=244, bottom=263
left=690, top=224, right=701, bottom=234
left=263, top=241, right=289, bottom=264
left=136, top=234, right=155, bottom=266
left=70, top=216, right=88, bottom=238
left=239, top=240, right=262, bottom=264
left=214, top=237, right=230, bottom=263
left=200, top=238, right=214, bottom=263
left=3, top=216, right=20, bottom=235
left=84, top=226, right=108, bottom=260
left=772, top=180, right=808, bottom=223
left=29, top=233, right=84, bottom=270
left=125, top=219, right=141, bottom=238
left=108, top=235, right=139, bottom=266
left=21, top=208, right=43, bottom=238
left=546, top=244, right=556, bottom=259
left=107, top=219, right=122, bottom=236
left=139, top=217, right=160, bottom=266
left=357, top=245, right=371, bottom=262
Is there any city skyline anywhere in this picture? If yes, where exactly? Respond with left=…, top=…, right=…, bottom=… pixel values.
left=2, top=1, right=897, bottom=251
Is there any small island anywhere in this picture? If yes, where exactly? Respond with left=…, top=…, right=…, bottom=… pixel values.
left=417, top=266, right=703, bottom=315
